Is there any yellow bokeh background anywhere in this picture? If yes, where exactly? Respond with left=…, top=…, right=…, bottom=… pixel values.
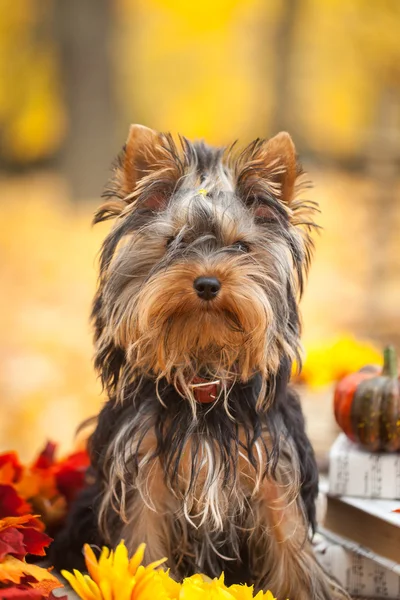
left=1, top=0, right=400, bottom=457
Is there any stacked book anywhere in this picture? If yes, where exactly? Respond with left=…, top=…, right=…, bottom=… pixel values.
left=315, top=434, right=400, bottom=598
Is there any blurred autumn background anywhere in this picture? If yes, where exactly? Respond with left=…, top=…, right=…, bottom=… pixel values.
left=1, top=0, right=400, bottom=460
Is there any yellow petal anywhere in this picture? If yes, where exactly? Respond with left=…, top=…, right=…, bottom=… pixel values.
left=84, top=574, right=103, bottom=600
left=113, top=539, right=130, bottom=580
left=155, top=569, right=181, bottom=599
left=73, top=569, right=99, bottom=600
left=145, top=557, right=168, bottom=571
left=115, top=576, right=136, bottom=600
left=61, top=569, right=91, bottom=600
left=129, top=543, right=146, bottom=575
left=134, top=569, right=165, bottom=598
left=99, top=578, right=113, bottom=600
left=98, top=546, right=114, bottom=584
left=229, top=583, right=255, bottom=600
left=84, top=544, right=100, bottom=584
left=98, top=546, right=110, bottom=567
left=61, top=571, right=83, bottom=597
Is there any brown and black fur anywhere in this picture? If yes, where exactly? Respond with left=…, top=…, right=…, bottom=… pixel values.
left=51, top=125, right=348, bottom=600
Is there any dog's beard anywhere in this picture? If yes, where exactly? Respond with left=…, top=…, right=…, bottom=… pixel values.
left=109, top=258, right=296, bottom=408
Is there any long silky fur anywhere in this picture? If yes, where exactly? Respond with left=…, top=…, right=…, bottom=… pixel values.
left=51, top=130, right=349, bottom=599
left=90, top=367, right=313, bottom=576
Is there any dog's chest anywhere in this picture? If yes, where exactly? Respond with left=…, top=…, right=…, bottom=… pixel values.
left=134, top=425, right=268, bottom=517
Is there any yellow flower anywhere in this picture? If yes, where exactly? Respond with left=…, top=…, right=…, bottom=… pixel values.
left=180, top=573, right=234, bottom=600
left=61, top=540, right=170, bottom=600
left=228, top=583, right=276, bottom=600
left=299, top=335, right=382, bottom=388
left=62, top=540, right=280, bottom=600
left=180, top=573, right=277, bottom=600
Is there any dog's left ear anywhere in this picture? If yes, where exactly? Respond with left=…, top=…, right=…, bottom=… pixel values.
left=236, top=132, right=317, bottom=287
left=256, top=132, right=299, bottom=204
left=235, top=131, right=301, bottom=213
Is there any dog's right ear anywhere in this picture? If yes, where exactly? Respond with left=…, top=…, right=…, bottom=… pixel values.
left=123, top=124, right=166, bottom=197
left=94, top=124, right=181, bottom=224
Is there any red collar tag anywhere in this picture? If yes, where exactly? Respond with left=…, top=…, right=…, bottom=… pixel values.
left=189, top=377, right=221, bottom=403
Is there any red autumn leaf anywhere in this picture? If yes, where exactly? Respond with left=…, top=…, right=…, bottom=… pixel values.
left=0, top=444, right=89, bottom=533
left=0, top=454, right=23, bottom=483
left=53, top=451, right=90, bottom=503
left=0, top=585, right=43, bottom=599
left=0, top=516, right=51, bottom=560
left=19, top=528, right=51, bottom=557
left=0, top=529, right=26, bottom=561
left=0, top=577, right=65, bottom=600
left=32, top=444, right=57, bottom=471
left=0, top=486, right=31, bottom=519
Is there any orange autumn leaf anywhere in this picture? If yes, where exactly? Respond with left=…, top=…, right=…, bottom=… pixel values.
left=0, top=555, right=61, bottom=588
left=0, top=448, right=58, bottom=504
left=15, top=470, right=58, bottom=502
left=0, top=515, right=43, bottom=533
left=0, top=514, right=61, bottom=599
left=30, top=577, right=67, bottom=597
left=13, top=472, right=41, bottom=501
left=0, top=463, right=18, bottom=486
left=0, top=454, right=23, bottom=482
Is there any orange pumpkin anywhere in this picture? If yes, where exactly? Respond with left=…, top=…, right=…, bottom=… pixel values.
left=334, top=346, right=400, bottom=451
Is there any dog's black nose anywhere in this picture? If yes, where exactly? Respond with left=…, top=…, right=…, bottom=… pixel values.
left=194, top=276, right=221, bottom=300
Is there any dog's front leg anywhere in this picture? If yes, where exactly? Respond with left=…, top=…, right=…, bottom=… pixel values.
left=120, top=490, right=174, bottom=566
left=249, top=466, right=349, bottom=599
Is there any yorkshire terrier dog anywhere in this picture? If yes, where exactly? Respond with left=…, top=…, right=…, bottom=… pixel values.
left=53, top=125, right=347, bottom=600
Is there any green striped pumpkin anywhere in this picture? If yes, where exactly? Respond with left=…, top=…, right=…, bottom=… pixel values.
left=334, top=346, right=400, bottom=452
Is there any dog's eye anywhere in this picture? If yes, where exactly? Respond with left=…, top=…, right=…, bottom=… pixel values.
left=231, top=241, right=250, bottom=253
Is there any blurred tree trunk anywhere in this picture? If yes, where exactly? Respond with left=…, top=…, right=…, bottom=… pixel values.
left=53, top=0, right=116, bottom=200
left=271, top=0, right=300, bottom=135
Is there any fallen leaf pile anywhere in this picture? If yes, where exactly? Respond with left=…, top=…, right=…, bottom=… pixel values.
left=0, top=445, right=282, bottom=599
left=0, top=443, right=90, bottom=531
left=0, top=514, right=64, bottom=599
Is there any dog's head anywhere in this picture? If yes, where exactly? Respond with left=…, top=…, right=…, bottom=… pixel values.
left=92, top=125, right=317, bottom=406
